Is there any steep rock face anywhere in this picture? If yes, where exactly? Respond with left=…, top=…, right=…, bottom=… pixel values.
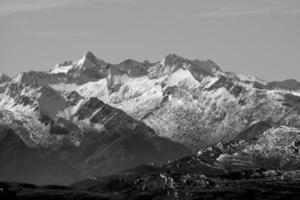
left=66, top=91, right=83, bottom=106
left=75, top=97, right=155, bottom=135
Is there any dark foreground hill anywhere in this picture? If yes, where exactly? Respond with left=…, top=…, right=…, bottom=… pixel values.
left=1, top=169, right=300, bottom=200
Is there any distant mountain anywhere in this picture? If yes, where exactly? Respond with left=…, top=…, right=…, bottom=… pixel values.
left=0, top=125, right=83, bottom=185
left=267, top=79, right=300, bottom=91
left=1, top=51, right=300, bottom=184
left=0, top=73, right=10, bottom=84
left=37, top=51, right=300, bottom=150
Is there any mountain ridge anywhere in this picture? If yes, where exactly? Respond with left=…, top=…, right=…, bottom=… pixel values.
left=1, top=51, right=300, bottom=185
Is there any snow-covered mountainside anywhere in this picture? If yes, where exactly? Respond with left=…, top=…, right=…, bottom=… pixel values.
left=1, top=52, right=300, bottom=149
left=0, top=51, right=300, bottom=184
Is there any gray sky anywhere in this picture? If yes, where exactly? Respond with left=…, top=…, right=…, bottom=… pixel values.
left=0, top=0, right=300, bottom=81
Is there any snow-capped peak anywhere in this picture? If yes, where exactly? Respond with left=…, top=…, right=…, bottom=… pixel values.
left=50, top=51, right=106, bottom=74
left=77, top=51, right=106, bottom=67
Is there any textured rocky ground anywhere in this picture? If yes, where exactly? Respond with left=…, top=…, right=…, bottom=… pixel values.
left=1, top=169, right=300, bottom=200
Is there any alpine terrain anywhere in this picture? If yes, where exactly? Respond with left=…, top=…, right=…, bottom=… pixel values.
left=0, top=52, right=300, bottom=199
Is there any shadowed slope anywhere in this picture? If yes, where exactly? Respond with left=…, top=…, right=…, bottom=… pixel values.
left=0, top=126, right=84, bottom=185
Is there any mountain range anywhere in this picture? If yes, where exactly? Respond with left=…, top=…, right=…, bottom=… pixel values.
left=0, top=51, right=300, bottom=185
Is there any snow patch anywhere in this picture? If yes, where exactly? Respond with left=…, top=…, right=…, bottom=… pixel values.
left=166, top=68, right=200, bottom=88
left=50, top=64, right=74, bottom=74
left=203, top=76, right=219, bottom=89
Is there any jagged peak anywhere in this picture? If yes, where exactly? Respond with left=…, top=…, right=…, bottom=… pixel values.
left=50, top=51, right=106, bottom=74
left=83, top=51, right=97, bottom=62
left=78, top=51, right=106, bottom=67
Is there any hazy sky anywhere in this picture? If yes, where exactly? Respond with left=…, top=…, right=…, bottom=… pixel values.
left=0, top=0, right=300, bottom=81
